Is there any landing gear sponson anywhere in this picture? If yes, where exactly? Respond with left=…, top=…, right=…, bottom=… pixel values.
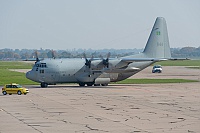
left=78, top=82, right=108, bottom=87
left=40, top=82, right=108, bottom=87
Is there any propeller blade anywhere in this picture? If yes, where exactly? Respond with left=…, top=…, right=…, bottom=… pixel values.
left=99, top=55, right=103, bottom=60
left=35, top=50, right=40, bottom=62
left=101, top=52, right=111, bottom=68
left=83, top=53, right=87, bottom=59
left=83, top=53, right=91, bottom=68
left=107, top=52, right=111, bottom=59
left=51, top=50, right=56, bottom=59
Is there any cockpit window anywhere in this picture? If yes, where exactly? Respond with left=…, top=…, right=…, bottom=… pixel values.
left=35, top=63, right=47, bottom=68
left=41, top=63, right=46, bottom=67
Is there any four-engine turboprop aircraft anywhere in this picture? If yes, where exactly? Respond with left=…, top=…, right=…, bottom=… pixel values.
left=26, top=17, right=176, bottom=87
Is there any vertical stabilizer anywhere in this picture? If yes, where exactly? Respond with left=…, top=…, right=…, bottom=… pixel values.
left=143, top=17, right=171, bottom=58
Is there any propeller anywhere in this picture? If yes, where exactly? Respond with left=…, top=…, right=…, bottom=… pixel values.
left=35, top=50, right=40, bottom=62
left=100, top=52, right=110, bottom=68
left=83, top=53, right=93, bottom=68
left=51, top=50, right=56, bottom=59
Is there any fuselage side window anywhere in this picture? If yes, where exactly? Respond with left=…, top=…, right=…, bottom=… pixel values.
left=40, top=69, right=44, bottom=73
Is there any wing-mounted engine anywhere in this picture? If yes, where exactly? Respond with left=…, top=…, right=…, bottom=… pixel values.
left=83, top=52, right=111, bottom=70
left=83, top=53, right=93, bottom=68
left=100, top=52, right=110, bottom=68
left=83, top=52, right=147, bottom=74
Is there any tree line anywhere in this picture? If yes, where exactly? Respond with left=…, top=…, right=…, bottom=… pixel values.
left=0, top=47, right=200, bottom=61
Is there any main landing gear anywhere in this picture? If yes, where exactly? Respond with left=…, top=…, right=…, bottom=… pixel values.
left=41, top=82, right=48, bottom=88
left=78, top=82, right=93, bottom=87
left=78, top=82, right=108, bottom=87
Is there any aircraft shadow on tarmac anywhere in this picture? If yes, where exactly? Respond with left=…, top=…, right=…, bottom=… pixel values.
left=24, top=84, right=140, bottom=89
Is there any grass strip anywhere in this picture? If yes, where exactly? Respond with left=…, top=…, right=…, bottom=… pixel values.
left=0, top=69, right=38, bottom=86
left=156, top=60, right=200, bottom=66
left=0, top=61, right=33, bottom=69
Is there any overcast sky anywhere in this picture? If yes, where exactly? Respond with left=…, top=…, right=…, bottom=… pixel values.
left=0, top=0, right=200, bottom=50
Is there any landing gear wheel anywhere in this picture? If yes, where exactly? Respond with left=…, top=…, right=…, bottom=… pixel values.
left=3, top=91, right=7, bottom=95
left=79, top=82, right=85, bottom=87
left=87, top=82, right=94, bottom=86
left=17, top=91, right=22, bottom=95
left=101, top=83, right=108, bottom=86
left=41, top=83, right=48, bottom=88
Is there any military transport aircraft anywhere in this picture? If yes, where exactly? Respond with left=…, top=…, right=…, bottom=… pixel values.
left=26, top=17, right=178, bottom=87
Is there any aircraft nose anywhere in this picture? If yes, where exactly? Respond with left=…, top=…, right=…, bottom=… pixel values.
left=26, top=71, right=33, bottom=80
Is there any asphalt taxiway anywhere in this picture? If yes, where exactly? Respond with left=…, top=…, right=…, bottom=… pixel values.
left=0, top=66, right=200, bottom=133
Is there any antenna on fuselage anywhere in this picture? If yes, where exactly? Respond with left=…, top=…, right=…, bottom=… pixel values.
left=51, top=50, right=56, bottom=59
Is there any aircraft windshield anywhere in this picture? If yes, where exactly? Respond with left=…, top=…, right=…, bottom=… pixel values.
left=35, top=63, right=47, bottom=68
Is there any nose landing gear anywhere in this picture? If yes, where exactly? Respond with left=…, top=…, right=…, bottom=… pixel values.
left=41, top=82, right=48, bottom=88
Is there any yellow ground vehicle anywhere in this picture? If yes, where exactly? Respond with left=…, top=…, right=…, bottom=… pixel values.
left=2, top=83, right=29, bottom=95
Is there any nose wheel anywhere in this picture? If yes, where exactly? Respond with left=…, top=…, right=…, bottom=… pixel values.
left=41, top=83, right=48, bottom=88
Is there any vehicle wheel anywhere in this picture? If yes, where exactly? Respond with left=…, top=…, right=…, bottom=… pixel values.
left=17, top=91, right=22, bottom=95
left=79, top=82, right=85, bottom=87
left=9, top=94, right=12, bottom=95
left=24, top=93, right=27, bottom=95
left=41, top=83, right=48, bottom=88
left=3, top=91, right=7, bottom=95
left=87, top=82, right=94, bottom=86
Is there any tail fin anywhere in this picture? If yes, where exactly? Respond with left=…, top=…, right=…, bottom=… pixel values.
left=143, top=17, right=171, bottom=58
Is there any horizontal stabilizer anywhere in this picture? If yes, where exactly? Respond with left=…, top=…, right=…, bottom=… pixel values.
left=168, top=58, right=190, bottom=61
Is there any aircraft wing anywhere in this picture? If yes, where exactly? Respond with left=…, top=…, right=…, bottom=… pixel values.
left=121, top=58, right=168, bottom=63
left=121, top=57, right=189, bottom=63
left=110, top=57, right=189, bottom=70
